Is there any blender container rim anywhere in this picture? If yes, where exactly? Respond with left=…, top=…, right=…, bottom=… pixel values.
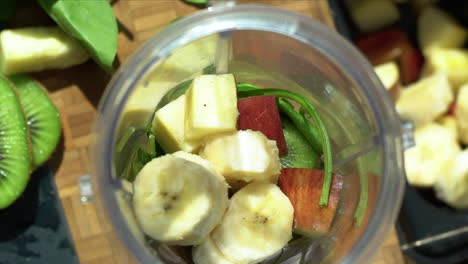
left=94, top=4, right=405, bottom=264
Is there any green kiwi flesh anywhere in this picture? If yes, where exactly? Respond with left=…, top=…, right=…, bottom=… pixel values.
left=0, top=75, right=30, bottom=209
left=8, top=74, right=61, bottom=167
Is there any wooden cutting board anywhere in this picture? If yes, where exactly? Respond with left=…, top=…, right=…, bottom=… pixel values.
left=24, top=0, right=404, bottom=263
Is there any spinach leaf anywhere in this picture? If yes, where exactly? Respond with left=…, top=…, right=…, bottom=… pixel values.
left=280, top=117, right=319, bottom=169
left=0, top=0, right=16, bottom=23
left=38, top=0, right=118, bottom=72
left=277, top=98, right=322, bottom=155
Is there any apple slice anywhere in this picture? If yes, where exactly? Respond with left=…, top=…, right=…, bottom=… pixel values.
left=374, top=61, right=401, bottom=99
left=346, top=0, right=400, bottom=33
left=278, top=168, right=343, bottom=234
left=238, top=95, right=287, bottom=156
left=356, top=29, right=423, bottom=84
left=418, top=7, right=467, bottom=54
left=425, top=48, right=468, bottom=91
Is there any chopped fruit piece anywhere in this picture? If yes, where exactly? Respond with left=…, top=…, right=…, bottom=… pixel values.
left=425, top=48, right=468, bottom=90
left=434, top=150, right=468, bottom=209
left=200, top=130, right=280, bottom=189
left=418, top=7, right=467, bottom=54
left=0, top=27, right=89, bottom=74
left=399, top=47, right=423, bottom=84
left=404, top=123, right=460, bottom=187
left=132, top=154, right=229, bottom=246
left=185, top=74, right=238, bottom=140
left=356, top=29, right=423, bottom=84
left=152, top=95, right=201, bottom=153
left=356, top=29, right=405, bottom=65
left=278, top=168, right=343, bottom=234
left=396, top=72, right=453, bottom=126
left=456, top=83, right=468, bottom=145
left=211, top=182, right=293, bottom=264
left=193, top=237, right=235, bottom=264
left=374, top=61, right=400, bottom=99
left=237, top=95, right=287, bottom=156
left=437, top=115, right=457, bottom=140
left=347, top=0, right=400, bottom=33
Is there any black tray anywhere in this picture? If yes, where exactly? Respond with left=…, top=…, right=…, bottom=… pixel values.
left=328, top=0, right=468, bottom=263
left=0, top=165, right=79, bottom=264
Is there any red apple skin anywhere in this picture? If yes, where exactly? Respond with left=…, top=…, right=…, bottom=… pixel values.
left=278, top=168, right=344, bottom=234
left=400, top=46, right=423, bottom=84
left=356, top=28, right=423, bottom=85
left=238, top=95, right=288, bottom=156
left=449, top=103, right=457, bottom=116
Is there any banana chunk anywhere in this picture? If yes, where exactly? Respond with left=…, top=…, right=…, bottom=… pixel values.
left=193, top=237, right=236, bottom=264
left=396, top=72, right=453, bottom=126
left=200, top=130, right=281, bottom=189
left=456, top=83, right=468, bottom=145
left=434, top=150, right=468, bottom=209
left=404, top=123, right=461, bottom=187
left=132, top=154, right=229, bottom=246
left=211, top=182, right=294, bottom=264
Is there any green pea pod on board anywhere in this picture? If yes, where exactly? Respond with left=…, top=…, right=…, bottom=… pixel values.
left=0, top=0, right=16, bottom=23
left=38, top=0, right=118, bottom=72
left=184, top=0, right=208, bottom=4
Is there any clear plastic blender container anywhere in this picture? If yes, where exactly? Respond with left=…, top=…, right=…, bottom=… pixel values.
left=92, top=4, right=406, bottom=264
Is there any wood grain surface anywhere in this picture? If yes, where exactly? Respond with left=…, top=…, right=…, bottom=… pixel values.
left=20, top=0, right=404, bottom=263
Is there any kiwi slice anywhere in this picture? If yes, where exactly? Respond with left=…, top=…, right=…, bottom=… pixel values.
left=8, top=74, right=61, bottom=167
left=0, top=76, right=30, bottom=209
left=280, top=116, right=319, bottom=169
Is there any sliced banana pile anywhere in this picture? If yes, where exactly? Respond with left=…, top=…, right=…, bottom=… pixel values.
left=131, top=74, right=293, bottom=263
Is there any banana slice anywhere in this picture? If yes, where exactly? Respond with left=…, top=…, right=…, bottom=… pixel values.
left=193, top=236, right=236, bottom=264
left=132, top=154, right=229, bottom=246
left=404, top=123, right=461, bottom=187
left=434, top=150, right=468, bottom=209
left=211, top=182, right=294, bottom=264
left=200, top=130, right=281, bottom=189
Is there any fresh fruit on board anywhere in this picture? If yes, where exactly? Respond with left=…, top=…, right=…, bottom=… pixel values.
left=132, top=154, right=229, bottom=246
left=346, top=0, right=400, bottom=33
left=210, top=182, right=294, bottom=264
left=185, top=74, right=238, bottom=141
left=0, top=27, right=89, bottom=74
left=396, top=72, right=453, bottom=126
left=455, top=83, right=468, bottom=145
left=278, top=168, right=343, bottom=234
left=437, top=115, right=457, bottom=140
left=8, top=74, right=61, bottom=167
left=424, top=48, right=468, bottom=91
left=38, top=0, right=118, bottom=72
left=0, top=75, right=30, bottom=209
left=152, top=95, right=201, bottom=153
left=404, top=123, right=460, bottom=187
left=434, top=150, right=468, bottom=209
left=200, top=130, right=281, bottom=189
left=373, top=61, right=401, bottom=98
left=356, top=29, right=423, bottom=84
left=193, top=236, right=235, bottom=264
left=237, top=95, right=287, bottom=156
left=417, top=6, right=467, bottom=55
left=280, top=117, right=319, bottom=169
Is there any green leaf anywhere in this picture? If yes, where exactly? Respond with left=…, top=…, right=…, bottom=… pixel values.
left=184, top=0, right=208, bottom=4
left=280, top=117, right=319, bottom=169
left=38, top=0, right=118, bottom=72
left=0, top=0, right=16, bottom=22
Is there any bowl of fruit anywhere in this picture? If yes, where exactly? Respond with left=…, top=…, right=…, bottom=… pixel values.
left=92, top=3, right=406, bottom=264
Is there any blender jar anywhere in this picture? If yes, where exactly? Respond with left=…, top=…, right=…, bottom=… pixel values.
left=93, top=4, right=405, bottom=264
